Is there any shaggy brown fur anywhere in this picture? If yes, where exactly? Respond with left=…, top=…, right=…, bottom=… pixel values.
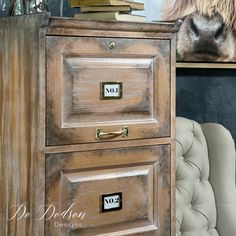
left=162, top=0, right=236, bottom=61
left=165, top=0, right=236, bottom=28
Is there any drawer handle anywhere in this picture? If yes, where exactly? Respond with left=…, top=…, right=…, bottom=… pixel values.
left=96, top=126, right=128, bottom=140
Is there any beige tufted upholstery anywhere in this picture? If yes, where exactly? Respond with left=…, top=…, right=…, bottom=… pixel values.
left=176, top=117, right=236, bottom=236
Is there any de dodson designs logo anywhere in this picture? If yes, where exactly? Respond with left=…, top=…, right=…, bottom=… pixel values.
left=8, top=202, right=86, bottom=228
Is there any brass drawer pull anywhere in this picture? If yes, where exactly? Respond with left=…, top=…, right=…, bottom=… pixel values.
left=96, top=126, right=128, bottom=140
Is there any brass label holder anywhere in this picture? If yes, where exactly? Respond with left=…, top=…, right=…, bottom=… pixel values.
left=100, top=82, right=123, bottom=100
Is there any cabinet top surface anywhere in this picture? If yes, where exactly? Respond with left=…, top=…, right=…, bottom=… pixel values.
left=0, top=13, right=180, bottom=33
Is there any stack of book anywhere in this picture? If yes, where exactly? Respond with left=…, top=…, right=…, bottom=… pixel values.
left=69, top=0, right=145, bottom=22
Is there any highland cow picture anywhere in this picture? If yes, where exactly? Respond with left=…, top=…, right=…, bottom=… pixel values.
left=139, top=0, right=236, bottom=62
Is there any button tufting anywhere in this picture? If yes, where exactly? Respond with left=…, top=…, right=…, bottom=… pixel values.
left=176, top=118, right=222, bottom=236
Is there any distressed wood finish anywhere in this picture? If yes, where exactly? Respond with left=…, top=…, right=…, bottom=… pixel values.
left=170, top=34, right=177, bottom=236
left=46, top=36, right=171, bottom=145
left=0, top=13, right=50, bottom=236
left=0, top=14, right=178, bottom=236
left=45, top=137, right=171, bottom=154
left=46, top=145, right=170, bottom=236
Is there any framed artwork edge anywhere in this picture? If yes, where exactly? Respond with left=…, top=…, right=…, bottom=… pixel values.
left=176, top=62, right=236, bottom=69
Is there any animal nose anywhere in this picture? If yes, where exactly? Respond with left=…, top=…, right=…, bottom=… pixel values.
left=189, top=15, right=225, bottom=43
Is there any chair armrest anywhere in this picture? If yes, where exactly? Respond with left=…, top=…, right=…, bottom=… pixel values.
left=202, top=123, right=236, bottom=236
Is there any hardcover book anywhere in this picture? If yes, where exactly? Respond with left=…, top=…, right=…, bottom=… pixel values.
left=69, top=0, right=144, bottom=11
left=79, top=5, right=132, bottom=13
left=74, top=11, right=145, bottom=22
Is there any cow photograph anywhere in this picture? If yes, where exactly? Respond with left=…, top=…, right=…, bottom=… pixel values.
left=139, top=0, right=236, bottom=62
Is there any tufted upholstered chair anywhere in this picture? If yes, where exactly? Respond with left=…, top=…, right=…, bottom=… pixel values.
left=176, top=117, right=236, bottom=236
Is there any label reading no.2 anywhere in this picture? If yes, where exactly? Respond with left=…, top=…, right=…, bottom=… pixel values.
left=100, top=82, right=123, bottom=100
left=101, top=192, right=122, bottom=212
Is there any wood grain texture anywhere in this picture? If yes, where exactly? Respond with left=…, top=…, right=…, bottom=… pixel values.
left=0, top=14, right=177, bottom=236
left=46, top=18, right=180, bottom=40
left=46, top=145, right=170, bottom=236
left=0, top=13, right=50, bottom=236
left=46, top=36, right=171, bottom=146
left=170, top=34, right=177, bottom=236
left=47, top=18, right=180, bottom=33
left=45, top=137, right=171, bottom=154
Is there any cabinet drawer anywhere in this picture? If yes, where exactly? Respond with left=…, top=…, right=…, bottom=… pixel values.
left=45, top=145, right=170, bottom=236
left=46, top=36, right=171, bottom=145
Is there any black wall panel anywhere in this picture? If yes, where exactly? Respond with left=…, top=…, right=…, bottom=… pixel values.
left=177, top=68, right=236, bottom=142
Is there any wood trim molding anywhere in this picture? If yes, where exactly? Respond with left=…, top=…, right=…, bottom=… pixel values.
left=176, top=62, right=236, bottom=69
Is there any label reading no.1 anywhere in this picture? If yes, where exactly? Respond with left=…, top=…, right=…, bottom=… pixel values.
left=100, top=82, right=123, bottom=100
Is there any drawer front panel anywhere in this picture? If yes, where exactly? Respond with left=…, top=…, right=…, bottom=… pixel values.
left=45, top=145, right=170, bottom=236
left=46, top=36, right=171, bottom=145
left=63, top=57, right=153, bottom=123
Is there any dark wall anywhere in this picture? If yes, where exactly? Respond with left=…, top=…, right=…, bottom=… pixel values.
left=46, top=0, right=78, bottom=17
left=177, top=68, right=236, bottom=142
left=0, top=0, right=77, bottom=17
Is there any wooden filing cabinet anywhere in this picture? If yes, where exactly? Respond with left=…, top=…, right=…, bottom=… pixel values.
left=0, top=13, right=178, bottom=236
